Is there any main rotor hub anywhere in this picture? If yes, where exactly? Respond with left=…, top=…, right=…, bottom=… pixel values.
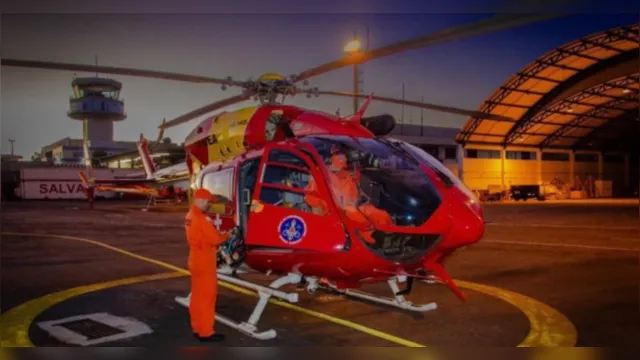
left=244, top=72, right=298, bottom=104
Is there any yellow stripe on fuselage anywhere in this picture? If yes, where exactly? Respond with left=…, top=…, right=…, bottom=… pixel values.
left=206, top=106, right=257, bottom=163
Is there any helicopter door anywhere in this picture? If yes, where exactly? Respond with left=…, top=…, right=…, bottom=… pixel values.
left=236, top=156, right=261, bottom=239
left=245, top=143, right=346, bottom=252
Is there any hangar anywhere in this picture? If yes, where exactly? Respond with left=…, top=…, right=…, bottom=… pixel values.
left=456, top=24, right=638, bottom=198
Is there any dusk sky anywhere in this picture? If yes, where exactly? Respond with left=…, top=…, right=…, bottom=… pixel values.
left=1, top=5, right=637, bottom=157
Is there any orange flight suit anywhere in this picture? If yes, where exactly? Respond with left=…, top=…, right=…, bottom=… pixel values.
left=184, top=191, right=230, bottom=338
left=305, top=154, right=393, bottom=243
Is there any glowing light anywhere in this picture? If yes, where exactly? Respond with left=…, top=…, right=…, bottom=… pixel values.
left=622, top=89, right=631, bottom=94
left=344, top=39, right=362, bottom=53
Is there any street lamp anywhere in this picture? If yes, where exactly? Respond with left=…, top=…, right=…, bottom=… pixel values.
left=344, top=39, right=362, bottom=54
left=344, top=37, right=362, bottom=114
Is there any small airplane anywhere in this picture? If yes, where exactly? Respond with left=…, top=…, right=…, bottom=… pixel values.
left=77, top=133, right=190, bottom=205
left=2, top=13, right=562, bottom=340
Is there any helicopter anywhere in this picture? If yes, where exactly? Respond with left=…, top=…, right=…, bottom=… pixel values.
left=2, top=14, right=562, bottom=340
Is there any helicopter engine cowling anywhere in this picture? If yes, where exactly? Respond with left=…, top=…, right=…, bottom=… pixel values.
left=360, top=114, right=396, bottom=136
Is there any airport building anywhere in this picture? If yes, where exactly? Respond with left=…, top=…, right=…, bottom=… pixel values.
left=100, top=140, right=185, bottom=169
left=38, top=137, right=139, bottom=164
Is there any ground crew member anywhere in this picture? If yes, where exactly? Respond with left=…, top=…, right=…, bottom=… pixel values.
left=185, top=188, right=231, bottom=342
left=305, top=152, right=393, bottom=243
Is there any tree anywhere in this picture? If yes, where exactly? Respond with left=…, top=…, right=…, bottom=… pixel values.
left=31, top=152, right=42, bottom=161
left=162, top=137, right=172, bottom=144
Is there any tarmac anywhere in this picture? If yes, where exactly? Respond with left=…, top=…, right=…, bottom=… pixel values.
left=1, top=199, right=638, bottom=347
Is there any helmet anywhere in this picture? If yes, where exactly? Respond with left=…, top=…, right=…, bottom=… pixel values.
left=194, top=188, right=217, bottom=201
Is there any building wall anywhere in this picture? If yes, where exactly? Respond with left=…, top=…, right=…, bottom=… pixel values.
left=602, top=154, right=626, bottom=196
left=574, top=156, right=599, bottom=181
left=541, top=150, right=572, bottom=184
left=462, top=158, right=502, bottom=190
left=461, top=145, right=502, bottom=190
left=17, top=166, right=139, bottom=200
left=504, top=159, right=538, bottom=186
left=459, top=144, right=633, bottom=196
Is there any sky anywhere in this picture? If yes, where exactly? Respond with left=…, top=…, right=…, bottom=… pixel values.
left=1, top=5, right=637, bottom=157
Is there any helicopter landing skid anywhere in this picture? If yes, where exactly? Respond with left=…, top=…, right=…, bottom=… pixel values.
left=323, top=277, right=438, bottom=313
left=175, top=272, right=302, bottom=341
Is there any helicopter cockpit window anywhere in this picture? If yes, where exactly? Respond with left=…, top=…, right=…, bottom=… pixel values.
left=258, top=150, right=317, bottom=214
left=267, top=150, right=309, bottom=169
left=299, top=135, right=442, bottom=228
left=263, top=166, right=311, bottom=190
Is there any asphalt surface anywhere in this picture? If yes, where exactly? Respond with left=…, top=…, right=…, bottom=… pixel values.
left=1, top=199, right=638, bottom=347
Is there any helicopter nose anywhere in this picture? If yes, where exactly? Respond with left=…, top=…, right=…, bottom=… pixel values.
left=446, top=186, right=485, bottom=247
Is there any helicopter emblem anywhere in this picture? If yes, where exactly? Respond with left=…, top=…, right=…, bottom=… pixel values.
left=278, top=215, right=306, bottom=244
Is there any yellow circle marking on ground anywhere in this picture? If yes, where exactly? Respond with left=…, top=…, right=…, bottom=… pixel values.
left=456, top=280, right=577, bottom=347
left=0, top=271, right=185, bottom=347
left=0, top=232, right=577, bottom=347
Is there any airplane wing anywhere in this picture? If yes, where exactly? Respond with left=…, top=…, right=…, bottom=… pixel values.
left=79, top=173, right=187, bottom=200
left=78, top=171, right=160, bottom=195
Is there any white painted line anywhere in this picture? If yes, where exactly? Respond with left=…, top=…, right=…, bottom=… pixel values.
left=487, top=222, right=638, bottom=231
left=37, top=312, right=153, bottom=346
left=485, top=240, right=640, bottom=253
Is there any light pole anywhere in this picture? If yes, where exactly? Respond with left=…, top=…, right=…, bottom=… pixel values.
left=400, top=82, right=405, bottom=135
left=8, top=139, right=15, bottom=155
left=344, top=35, right=362, bottom=114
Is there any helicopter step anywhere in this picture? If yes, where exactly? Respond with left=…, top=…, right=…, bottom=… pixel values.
left=318, top=276, right=438, bottom=313
left=175, top=272, right=302, bottom=341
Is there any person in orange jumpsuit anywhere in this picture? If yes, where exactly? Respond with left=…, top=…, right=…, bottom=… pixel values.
left=305, top=152, right=393, bottom=243
left=185, top=188, right=231, bottom=342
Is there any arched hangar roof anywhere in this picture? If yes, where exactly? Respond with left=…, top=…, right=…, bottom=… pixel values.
left=456, top=24, right=639, bottom=153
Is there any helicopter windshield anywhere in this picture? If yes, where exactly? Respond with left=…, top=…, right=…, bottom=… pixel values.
left=299, top=135, right=442, bottom=230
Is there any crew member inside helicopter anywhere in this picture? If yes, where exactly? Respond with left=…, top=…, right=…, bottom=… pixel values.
left=304, top=149, right=393, bottom=243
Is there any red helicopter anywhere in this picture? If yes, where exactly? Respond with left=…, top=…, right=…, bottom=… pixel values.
left=2, top=14, right=561, bottom=340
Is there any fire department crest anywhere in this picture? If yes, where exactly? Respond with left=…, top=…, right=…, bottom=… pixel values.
left=278, top=215, right=306, bottom=244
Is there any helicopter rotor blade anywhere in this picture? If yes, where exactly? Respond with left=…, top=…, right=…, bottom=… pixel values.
left=293, top=13, right=564, bottom=83
left=151, top=119, right=167, bottom=152
left=159, top=94, right=251, bottom=130
left=314, top=90, right=516, bottom=122
left=1, top=59, right=245, bottom=87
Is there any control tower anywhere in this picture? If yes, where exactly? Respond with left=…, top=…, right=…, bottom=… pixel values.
left=67, top=77, right=127, bottom=148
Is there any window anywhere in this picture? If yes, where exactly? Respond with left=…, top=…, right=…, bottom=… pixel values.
left=263, top=165, right=311, bottom=190
left=201, top=167, right=233, bottom=204
left=300, top=136, right=443, bottom=226
left=575, top=153, right=598, bottom=163
left=418, top=145, right=439, bottom=158
left=444, top=147, right=457, bottom=160
left=259, top=150, right=316, bottom=214
left=506, top=151, right=537, bottom=160
left=267, top=150, right=309, bottom=169
left=541, top=152, right=569, bottom=161
left=465, top=149, right=501, bottom=159
left=259, top=188, right=313, bottom=213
